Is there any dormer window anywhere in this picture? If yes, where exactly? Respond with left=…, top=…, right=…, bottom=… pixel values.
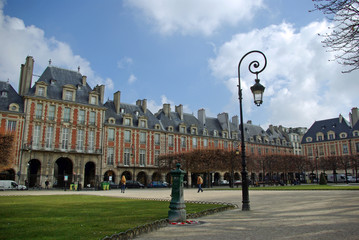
left=168, top=126, right=174, bottom=132
left=9, top=103, right=19, bottom=112
left=124, top=118, right=131, bottom=126
left=203, top=129, right=208, bottom=136
left=214, top=130, right=218, bottom=137
left=340, top=132, right=347, bottom=138
left=223, top=132, right=228, bottom=138
left=90, top=95, right=97, bottom=105
left=108, top=117, right=115, bottom=124
left=1, top=91, right=7, bottom=97
left=180, top=126, right=186, bottom=133
left=65, top=90, right=73, bottom=101
left=306, top=137, right=312, bottom=142
left=191, top=127, right=197, bottom=135
left=139, top=119, right=146, bottom=128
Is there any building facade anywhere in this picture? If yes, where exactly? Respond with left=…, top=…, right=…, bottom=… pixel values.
left=0, top=56, right=295, bottom=188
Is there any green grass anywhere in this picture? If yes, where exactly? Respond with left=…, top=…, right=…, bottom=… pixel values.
left=0, top=195, right=223, bottom=240
left=218, top=184, right=359, bottom=191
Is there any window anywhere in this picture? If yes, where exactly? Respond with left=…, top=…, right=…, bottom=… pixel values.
left=224, top=141, right=228, bottom=149
left=78, top=109, right=85, bottom=124
left=124, top=118, right=131, bottom=126
left=89, top=111, right=96, bottom=125
left=139, top=149, right=146, bottom=166
left=354, top=131, right=359, bottom=137
left=63, top=107, right=71, bottom=122
left=223, top=132, right=228, bottom=138
left=214, top=140, right=218, bottom=148
left=124, top=148, right=130, bottom=166
left=88, top=130, right=95, bottom=152
left=36, top=103, right=43, bottom=119
left=65, top=90, right=73, bottom=101
left=319, top=146, right=324, bottom=156
left=45, top=126, right=53, bottom=149
left=61, top=127, right=69, bottom=150
left=181, top=136, right=186, bottom=148
left=356, top=142, right=359, bottom=153
left=343, top=144, right=348, bottom=154
left=155, top=133, right=160, bottom=145
left=154, top=150, right=160, bottom=166
left=33, top=125, right=41, bottom=148
left=48, top=105, right=55, bottom=120
left=191, top=128, right=197, bottom=135
left=90, top=96, right=97, bottom=105
left=317, top=135, right=323, bottom=141
left=203, top=138, right=208, bottom=148
left=328, top=133, right=335, bottom=140
left=330, top=144, right=336, bottom=155
left=140, top=132, right=146, bottom=144
left=203, top=129, right=208, bottom=136
left=124, top=130, right=131, bottom=142
left=37, top=86, right=45, bottom=96
left=192, top=137, right=197, bottom=148
left=107, top=148, right=114, bottom=165
left=1, top=91, right=7, bottom=97
left=214, top=130, right=218, bottom=137
left=168, top=135, right=174, bottom=147
left=77, top=129, right=84, bottom=151
left=108, top=128, right=115, bottom=141
left=180, top=126, right=186, bottom=133
left=140, top=120, right=146, bottom=128
left=7, top=120, right=16, bottom=132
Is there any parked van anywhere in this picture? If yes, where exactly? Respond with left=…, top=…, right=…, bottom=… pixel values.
left=0, top=180, right=27, bottom=190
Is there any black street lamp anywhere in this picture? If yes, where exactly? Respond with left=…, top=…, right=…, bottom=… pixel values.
left=238, top=50, right=267, bottom=211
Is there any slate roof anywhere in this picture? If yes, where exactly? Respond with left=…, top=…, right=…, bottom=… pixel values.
left=104, top=101, right=160, bottom=129
left=301, top=116, right=352, bottom=144
left=27, top=66, right=98, bottom=106
left=0, top=81, right=24, bottom=113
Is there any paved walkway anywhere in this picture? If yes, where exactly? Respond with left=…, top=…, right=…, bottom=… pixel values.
left=1, top=188, right=359, bottom=239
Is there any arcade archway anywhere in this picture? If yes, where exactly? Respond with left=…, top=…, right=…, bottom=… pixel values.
left=137, top=171, right=147, bottom=185
left=84, top=162, right=96, bottom=188
left=54, top=158, right=73, bottom=188
left=27, top=159, right=41, bottom=188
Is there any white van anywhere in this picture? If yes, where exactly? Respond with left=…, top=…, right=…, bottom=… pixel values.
left=0, top=180, right=27, bottom=190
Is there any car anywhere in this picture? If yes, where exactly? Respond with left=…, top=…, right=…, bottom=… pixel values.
left=219, top=180, right=229, bottom=185
left=126, top=180, right=145, bottom=189
left=108, top=181, right=120, bottom=189
left=147, top=181, right=168, bottom=188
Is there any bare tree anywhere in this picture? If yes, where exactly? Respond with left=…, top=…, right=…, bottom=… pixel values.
left=311, top=0, right=359, bottom=73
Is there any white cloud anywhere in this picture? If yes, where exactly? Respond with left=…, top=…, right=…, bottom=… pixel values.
left=125, top=0, right=264, bottom=36
left=147, top=95, right=192, bottom=115
left=117, top=57, right=133, bottom=69
left=0, top=2, right=113, bottom=93
left=209, top=21, right=359, bottom=128
left=128, top=74, right=137, bottom=84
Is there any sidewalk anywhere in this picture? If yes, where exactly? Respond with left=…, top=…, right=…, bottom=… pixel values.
left=1, top=188, right=359, bottom=239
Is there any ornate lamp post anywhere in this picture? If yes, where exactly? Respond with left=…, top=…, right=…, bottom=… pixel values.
left=238, top=50, right=267, bottom=211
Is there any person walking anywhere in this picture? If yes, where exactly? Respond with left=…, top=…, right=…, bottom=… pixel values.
left=120, top=175, right=126, bottom=193
left=197, top=175, right=203, bottom=193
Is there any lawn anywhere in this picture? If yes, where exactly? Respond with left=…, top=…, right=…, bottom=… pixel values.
left=0, top=195, right=224, bottom=240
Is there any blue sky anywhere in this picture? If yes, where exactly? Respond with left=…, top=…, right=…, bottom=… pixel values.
left=1, top=0, right=359, bottom=129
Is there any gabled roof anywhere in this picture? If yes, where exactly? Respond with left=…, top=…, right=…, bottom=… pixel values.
left=104, top=101, right=160, bottom=129
left=27, top=66, right=98, bottom=106
left=301, top=116, right=352, bottom=144
left=0, top=81, right=24, bottom=113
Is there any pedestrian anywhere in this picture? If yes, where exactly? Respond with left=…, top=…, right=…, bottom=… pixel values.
left=120, top=175, right=126, bottom=193
left=197, top=175, right=203, bottom=193
left=45, top=180, right=49, bottom=189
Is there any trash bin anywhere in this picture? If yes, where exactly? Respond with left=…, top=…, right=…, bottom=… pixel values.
left=106, top=182, right=110, bottom=190
left=70, top=184, right=74, bottom=190
left=74, top=183, right=78, bottom=191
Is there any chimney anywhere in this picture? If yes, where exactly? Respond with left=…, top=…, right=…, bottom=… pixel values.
left=114, top=91, right=121, bottom=114
left=232, top=115, right=239, bottom=129
left=247, top=120, right=252, bottom=125
left=339, top=114, right=343, bottom=123
left=175, top=104, right=183, bottom=120
left=136, top=99, right=147, bottom=113
left=19, top=56, right=34, bottom=96
left=163, top=104, right=171, bottom=118
left=350, top=107, right=359, bottom=126
left=82, top=76, right=87, bottom=86
left=198, top=108, right=206, bottom=126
